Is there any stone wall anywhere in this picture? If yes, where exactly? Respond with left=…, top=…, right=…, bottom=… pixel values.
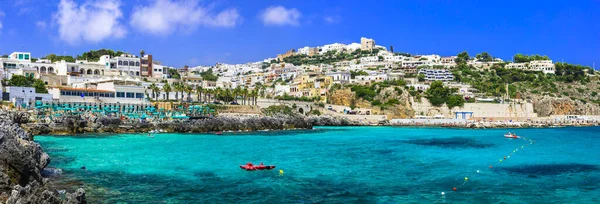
left=410, top=97, right=537, bottom=119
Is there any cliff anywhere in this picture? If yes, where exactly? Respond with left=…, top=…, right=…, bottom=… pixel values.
left=328, top=87, right=414, bottom=119
left=0, top=111, right=85, bottom=203
left=533, top=97, right=600, bottom=117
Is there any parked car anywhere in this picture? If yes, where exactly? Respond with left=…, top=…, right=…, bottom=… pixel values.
left=212, top=101, right=222, bottom=105
left=230, top=101, right=239, bottom=105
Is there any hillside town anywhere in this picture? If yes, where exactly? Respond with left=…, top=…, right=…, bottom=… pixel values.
left=1, top=37, right=598, bottom=126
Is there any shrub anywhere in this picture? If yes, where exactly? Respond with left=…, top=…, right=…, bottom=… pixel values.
left=371, top=100, right=382, bottom=106
left=385, top=98, right=399, bottom=106
left=309, top=110, right=322, bottom=116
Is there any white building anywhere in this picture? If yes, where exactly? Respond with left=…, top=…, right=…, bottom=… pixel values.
left=320, top=43, right=346, bottom=54
left=325, top=72, right=351, bottom=84
left=418, top=69, right=454, bottom=81
left=505, top=60, right=555, bottom=74
left=4, top=86, right=53, bottom=107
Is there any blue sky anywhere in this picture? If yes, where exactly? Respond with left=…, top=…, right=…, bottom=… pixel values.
left=0, top=0, right=598, bottom=68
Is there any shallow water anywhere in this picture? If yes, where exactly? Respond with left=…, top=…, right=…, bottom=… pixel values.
left=37, top=126, right=600, bottom=203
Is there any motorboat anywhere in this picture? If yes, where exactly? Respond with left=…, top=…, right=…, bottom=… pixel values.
left=240, top=162, right=276, bottom=171
left=504, top=132, right=521, bottom=139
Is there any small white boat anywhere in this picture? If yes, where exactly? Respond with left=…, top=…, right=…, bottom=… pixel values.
left=504, top=132, right=521, bottom=139
left=149, top=130, right=159, bottom=134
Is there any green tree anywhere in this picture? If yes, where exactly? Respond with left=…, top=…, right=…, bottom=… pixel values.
left=162, top=83, right=172, bottom=100
left=455, top=51, right=470, bottom=64
left=32, top=79, right=48, bottom=93
left=476, top=52, right=493, bottom=62
left=148, top=83, right=158, bottom=100
left=200, top=69, right=219, bottom=81
left=378, top=56, right=384, bottom=61
left=425, top=81, right=451, bottom=106
left=8, top=75, right=34, bottom=87
left=168, top=68, right=181, bottom=79
left=418, top=74, right=426, bottom=82
left=446, top=94, right=465, bottom=109
left=196, top=85, right=204, bottom=102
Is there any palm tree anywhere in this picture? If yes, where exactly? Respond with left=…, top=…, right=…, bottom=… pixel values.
left=150, top=83, right=161, bottom=101
left=250, top=89, right=258, bottom=106
left=148, top=83, right=158, bottom=100
left=233, top=86, right=241, bottom=103
left=196, top=85, right=204, bottom=102
left=185, top=85, right=193, bottom=102
left=163, top=83, right=172, bottom=100
left=242, top=87, right=249, bottom=105
left=215, top=87, right=222, bottom=102
left=223, top=88, right=232, bottom=103
left=173, top=83, right=183, bottom=101
left=140, top=50, right=145, bottom=58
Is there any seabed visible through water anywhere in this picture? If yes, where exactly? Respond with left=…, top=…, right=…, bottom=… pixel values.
left=37, top=126, right=600, bottom=203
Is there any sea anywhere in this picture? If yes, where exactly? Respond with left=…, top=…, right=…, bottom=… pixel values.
left=36, top=126, right=600, bottom=203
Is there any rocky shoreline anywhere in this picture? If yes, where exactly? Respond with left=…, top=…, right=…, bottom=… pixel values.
left=0, top=111, right=85, bottom=203
left=22, top=112, right=599, bottom=136
left=1, top=109, right=597, bottom=203
left=23, top=114, right=361, bottom=135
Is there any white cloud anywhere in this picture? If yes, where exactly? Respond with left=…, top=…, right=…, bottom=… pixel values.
left=130, top=0, right=241, bottom=36
left=36, top=21, right=47, bottom=29
left=324, top=15, right=341, bottom=24
left=0, top=10, right=4, bottom=33
left=260, top=6, right=301, bottom=26
left=53, top=0, right=127, bottom=45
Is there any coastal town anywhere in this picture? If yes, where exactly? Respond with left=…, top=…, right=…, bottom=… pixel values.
left=1, top=37, right=599, bottom=129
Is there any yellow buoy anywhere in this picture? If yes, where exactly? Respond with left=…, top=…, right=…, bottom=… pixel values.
left=279, top=169, right=284, bottom=175
left=464, top=177, right=468, bottom=181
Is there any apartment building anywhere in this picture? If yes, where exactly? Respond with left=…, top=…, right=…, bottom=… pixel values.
left=417, top=69, right=454, bottom=81
left=505, top=60, right=555, bottom=74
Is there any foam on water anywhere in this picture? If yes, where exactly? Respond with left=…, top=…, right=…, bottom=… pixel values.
left=36, top=126, right=600, bottom=203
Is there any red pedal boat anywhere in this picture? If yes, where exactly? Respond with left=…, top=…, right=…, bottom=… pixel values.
left=240, top=162, right=276, bottom=171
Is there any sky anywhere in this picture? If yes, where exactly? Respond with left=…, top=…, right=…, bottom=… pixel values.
left=0, top=0, right=599, bottom=68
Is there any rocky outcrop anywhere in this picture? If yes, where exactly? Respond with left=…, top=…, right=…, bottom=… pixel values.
left=533, top=97, right=600, bottom=117
left=0, top=111, right=85, bottom=203
left=156, top=115, right=313, bottom=132
left=329, top=88, right=355, bottom=107
left=306, top=115, right=356, bottom=126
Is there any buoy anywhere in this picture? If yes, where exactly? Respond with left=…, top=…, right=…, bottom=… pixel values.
left=279, top=169, right=284, bottom=175
left=441, top=192, right=445, bottom=196
left=489, top=165, right=493, bottom=169
left=499, top=159, right=502, bottom=162
left=504, top=156, right=507, bottom=160
left=464, top=177, right=468, bottom=181
left=477, top=170, right=480, bottom=173
left=507, top=156, right=510, bottom=159
left=521, top=146, right=524, bottom=149
left=452, top=187, right=457, bottom=191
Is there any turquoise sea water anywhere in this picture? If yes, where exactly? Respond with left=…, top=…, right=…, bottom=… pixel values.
left=36, top=127, right=600, bottom=203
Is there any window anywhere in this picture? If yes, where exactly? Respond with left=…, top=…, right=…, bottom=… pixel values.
left=126, top=93, right=134, bottom=98
left=18, top=54, right=24, bottom=59
left=136, top=62, right=140, bottom=66
left=117, top=92, right=125, bottom=98
left=25, top=54, right=30, bottom=60
left=118, top=61, right=122, bottom=65
left=136, top=93, right=144, bottom=98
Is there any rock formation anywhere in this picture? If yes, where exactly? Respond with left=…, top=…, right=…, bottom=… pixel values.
left=0, top=111, right=85, bottom=203
left=533, top=97, right=600, bottom=117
